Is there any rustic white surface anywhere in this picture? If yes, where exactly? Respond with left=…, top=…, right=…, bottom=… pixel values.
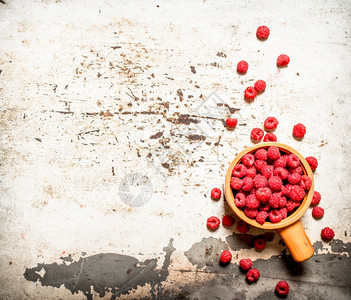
left=0, top=0, right=351, bottom=299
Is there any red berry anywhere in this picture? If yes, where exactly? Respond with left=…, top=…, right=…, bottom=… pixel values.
left=230, top=177, right=243, bottom=190
left=321, top=227, right=335, bottom=240
left=269, top=209, right=283, bottom=223
left=220, top=250, right=232, bottom=264
left=312, top=206, right=324, bottom=219
left=288, top=172, right=301, bottom=185
left=254, top=159, right=267, bottom=172
left=273, top=167, right=289, bottom=180
left=255, top=149, right=268, bottom=160
left=251, top=128, right=264, bottom=141
left=279, top=207, right=288, bottom=219
left=234, top=192, right=246, bottom=208
left=278, top=196, right=287, bottom=208
left=261, top=165, right=274, bottom=179
left=222, top=215, right=235, bottom=227
left=256, top=211, right=268, bottom=225
left=245, top=194, right=260, bottom=209
left=293, top=123, right=306, bottom=139
left=267, top=146, right=281, bottom=160
left=246, top=268, right=260, bottom=282
left=237, top=220, right=249, bottom=233
left=245, top=87, right=257, bottom=100
left=256, top=25, right=270, bottom=40
left=281, top=184, right=293, bottom=197
left=207, top=216, right=220, bottom=229
left=269, top=192, right=281, bottom=209
left=232, top=164, right=247, bottom=178
left=275, top=281, right=290, bottom=296
left=254, top=238, right=266, bottom=251
left=254, top=80, right=266, bottom=92
left=306, top=156, right=318, bottom=171
left=242, top=176, right=254, bottom=192
left=246, top=166, right=257, bottom=178
left=255, top=187, right=272, bottom=202
left=264, top=117, right=279, bottom=131
left=286, top=200, right=301, bottom=212
left=239, top=258, right=252, bottom=271
left=286, top=154, right=300, bottom=168
left=244, top=208, right=258, bottom=219
left=253, top=174, right=268, bottom=189
left=273, top=156, right=287, bottom=168
left=268, top=176, right=282, bottom=192
left=277, top=54, right=290, bottom=67
left=226, top=118, right=238, bottom=128
left=311, top=191, right=321, bottom=206
left=242, top=153, right=255, bottom=167
left=263, top=133, right=277, bottom=142
left=300, top=175, right=312, bottom=190
left=237, top=60, right=249, bottom=74
left=289, top=185, right=305, bottom=202
left=259, top=202, right=270, bottom=212
left=211, top=188, right=221, bottom=200
left=289, top=166, right=303, bottom=175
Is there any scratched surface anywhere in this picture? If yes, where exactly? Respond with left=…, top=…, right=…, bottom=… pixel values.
left=0, top=0, right=351, bottom=299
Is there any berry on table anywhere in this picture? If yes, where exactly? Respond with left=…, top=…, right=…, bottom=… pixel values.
left=211, top=188, right=221, bottom=200
left=254, top=238, right=266, bottom=251
left=311, top=191, right=321, bottom=206
left=245, top=86, right=257, bottom=100
left=226, top=118, right=238, bottom=128
left=275, top=281, right=290, bottom=296
left=251, top=128, right=264, bottom=141
left=293, top=123, right=306, bottom=139
left=264, top=117, right=279, bottom=131
left=239, top=258, right=252, bottom=271
left=256, top=25, right=270, bottom=40
left=263, top=133, right=277, bottom=142
left=222, top=215, right=235, bottom=227
left=237, top=60, right=249, bottom=74
left=254, top=80, right=266, bottom=92
left=237, top=220, right=250, bottom=233
left=306, top=156, right=318, bottom=171
left=220, top=250, right=232, bottom=264
left=277, top=54, right=290, bottom=67
left=321, top=227, right=335, bottom=241
left=312, top=206, right=324, bottom=219
left=207, top=216, right=220, bottom=229
left=246, top=268, right=260, bottom=282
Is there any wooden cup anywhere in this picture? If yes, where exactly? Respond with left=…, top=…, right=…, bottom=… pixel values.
left=225, top=142, right=314, bottom=262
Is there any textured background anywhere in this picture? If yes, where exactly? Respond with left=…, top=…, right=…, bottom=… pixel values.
left=0, top=0, right=351, bottom=299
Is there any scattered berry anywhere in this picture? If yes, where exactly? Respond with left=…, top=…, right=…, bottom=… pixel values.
left=277, top=54, right=290, bottom=67
left=288, top=172, right=301, bottom=185
left=245, top=86, right=257, bottom=100
left=255, top=187, right=272, bottom=202
left=273, top=167, right=289, bottom=180
left=268, top=176, right=283, bottom=192
left=255, top=149, right=268, bottom=160
left=237, top=220, right=250, bottom=233
left=253, top=174, right=268, bottom=189
left=226, top=118, right=238, bottom=128
left=245, top=194, right=260, bottom=209
left=321, top=227, right=335, bottom=240
left=251, top=128, right=264, bottom=141
left=242, top=176, right=254, bottom=192
left=244, top=207, right=258, bottom=219
left=246, top=268, right=260, bottom=282
left=312, top=206, right=324, bottom=219
left=269, top=209, right=283, bottom=223
left=220, top=250, right=232, bottom=264
left=211, top=188, right=221, bottom=200
left=207, top=216, right=220, bottom=229
left=222, top=215, right=235, bottom=227
left=300, top=175, right=312, bottom=190
left=254, top=238, right=266, bottom=251
left=293, top=123, right=306, bottom=139
left=267, top=146, right=281, bottom=160
left=246, top=166, right=257, bottom=178
left=263, top=133, right=277, bottom=142
left=256, top=25, right=270, bottom=40
left=237, top=60, right=249, bottom=74
left=264, top=117, right=279, bottom=131
left=254, top=159, right=267, bottom=172
left=289, top=185, right=305, bottom=202
left=254, top=80, right=266, bottom=92
left=261, top=165, right=274, bottom=179
left=306, top=156, right=318, bottom=171
left=311, top=191, right=321, bottom=206
left=275, top=281, right=290, bottom=296
left=256, top=211, right=269, bottom=224
left=240, top=258, right=252, bottom=271
left=230, top=177, right=243, bottom=190
left=242, top=153, right=255, bottom=167
left=235, top=192, right=246, bottom=208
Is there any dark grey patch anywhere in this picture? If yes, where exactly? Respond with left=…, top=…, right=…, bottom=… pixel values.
left=216, top=52, right=227, bottom=58
left=166, top=114, right=200, bottom=125
left=81, top=252, right=87, bottom=256
left=226, top=232, right=275, bottom=250
left=313, top=240, right=324, bottom=251
left=187, top=134, right=206, bottom=141
left=24, top=239, right=175, bottom=300
left=190, top=66, right=196, bottom=74
left=330, top=239, right=351, bottom=253
left=60, top=255, right=73, bottom=263
left=150, top=131, right=163, bottom=139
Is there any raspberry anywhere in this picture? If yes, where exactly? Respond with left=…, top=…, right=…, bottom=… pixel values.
left=286, top=154, right=300, bottom=168
left=242, top=176, right=254, bottom=192
left=267, top=146, right=281, bottom=160
left=273, top=156, right=287, bottom=168
left=311, top=191, right=321, bottom=206
left=293, top=123, right=306, bottom=139
left=289, top=166, right=303, bottom=175
left=278, top=196, right=287, bottom=208
left=239, top=258, right=252, bottom=271
left=261, top=165, right=274, bottom=179
left=254, top=238, right=266, bottom=251
left=222, top=215, right=235, bottom=227
left=321, top=227, right=335, bottom=240
left=253, top=174, right=268, bottom=189
left=264, top=117, right=279, bottom=131
left=281, top=184, right=292, bottom=197
left=232, top=164, right=248, bottom=178
left=268, top=176, right=282, bottom=191
left=244, top=208, right=258, bottom=219
left=275, top=281, right=290, bottom=296
left=245, top=87, right=257, bottom=100
left=288, top=172, right=301, bottom=185
left=306, top=156, right=318, bottom=171
left=254, top=80, right=266, bottom=92
left=279, top=207, right=288, bottom=219
left=273, top=167, right=289, bottom=180
left=256, top=25, right=270, bottom=40
left=255, top=149, right=268, bottom=160
left=289, top=185, right=305, bottom=202
left=220, top=250, right=232, bottom=264
left=300, top=175, right=312, bottom=190
left=237, top=60, right=249, bottom=74
left=246, top=166, right=257, bottom=178
left=235, top=192, right=246, bottom=208
left=263, top=133, right=277, bottom=142
left=226, top=118, right=238, bottom=129
left=312, top=206, right=324, bottom=219
left=207, top=216, right=220, bottom=229
left=245, top=194, right=260, bottom=209
left=237, top=220, right=249, bottom=233
left=254, top=159, right=267, bottom=172
left=286, top=200, right=301, bottom=212
left=231, top=177, right=243, bottom=190
left=246, top=268, right=260, bottom=283
left=251, top=128, right=264, bottom=141
left=259, top=202, right=270, bottom=212
left=277, top=54, right=290, bottom=67
left=211, top=188, right=222, bottom=200
left=269, top=209, right=283, bottom=223
left=269, top=192, right=281, bottom=208
left=242, top=153, right=255, bottom=167
left=256, top=211, right=268, bottom=224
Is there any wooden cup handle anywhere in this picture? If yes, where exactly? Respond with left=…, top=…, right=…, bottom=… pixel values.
left=276, top=220, right=314, bottom=262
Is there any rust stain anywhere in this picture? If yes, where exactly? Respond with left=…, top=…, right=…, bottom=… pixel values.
left=190, top=66, right=196, bottom=74
left=99, top=111, right=114, bottom=118
left=177, top=89, right=184, bottom=102
left=216, top=52, right=227, bottom=58
left=166, top=114, right=199, bottom=125
left=150, top=131, right=163, bottom=139
left=187, top=134, right=206, bottom=141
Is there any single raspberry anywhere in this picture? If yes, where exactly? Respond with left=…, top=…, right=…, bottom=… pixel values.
left=277, top=54, right=290, bottom=67
left=256, top=211, right=268, bottom=225
left=269, top=209, right=283, bottom=223
left=222, top=215, right=235, bottom=227
left=254, top=80, right=266, bottom=92
left=288, top=172, right=301, bottom=185
left=289, top=166, right=303, bottom=175
left=251, top=128, right=264, bottom=141
left=254, top=238, right=266, bottom=251
left=311, top=191, right=321, bottom=206
left=220, top=250, right=232, bottom=264
left=237, top=60, right=249, bottom=74
left=261, top=165, right=274, bottom=179
left=246, top=268, right=260, bottom=282
left=312, top=206, right=324, bottom=219
left=256, top=25, right=270, bottom=40
left=255, top=149, right=268, bottom=160
left=245, top=87, right=257, bottom=100
left=273, top=156, right=287, bottom=168
left=268, top=176, right=282, bottom=192
left=226, top=118, right=238, bottom=128
left=253, top=174, right=268, bottom=189
left=293, top=123, right=306, bottom=139
left=245, top=194, right=260, bottom=209
left=242, top=176, right=254, bottom=192
left=278, top=196, right=287, bottom=208
left=286, top=154, right=300, bottom=168
left=207, top=216, right=220, bottom=229
left=321, top=227, right=335, bottom=240
left=286, top=200, right=301, bottom=212
left=232, top=164, right=248, bottom=178
left=230, top=177, right=243, bottom=190
left=269, top=192, right=281, bottom=208
left=263, top=133, right=277, bottom=142
left=246, top=166, right=257, bottom=178
left=211, top=188, right=222, bottom=200
left=235, top=192, right=246, bottom=208
left=275, top=281, right=290, bottom=296
left=239, top=258, right=252, bottom=271
left=259, top=202, right=270, bottom=211
left=254, top=159, right=267, bottom=172
left=242, top=153, right=255, bottom=167
left=267, top=146, right=281, bottom=160
left=306, top=156, right=318, bottom=171
left=264, top=117, right=279, bottom=131
left=281, top=184, right=292, bottom=197
left=273, top=167, right=289, bottom=180
left=289, top=185, right=305, bottom=201
left=300, top=175, right=312, bottom=190
left=237, top=220, right=249, bottom=233
left=279, top=207, right=288, bottom=219
left=244, top=208, right=258, bottom=219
